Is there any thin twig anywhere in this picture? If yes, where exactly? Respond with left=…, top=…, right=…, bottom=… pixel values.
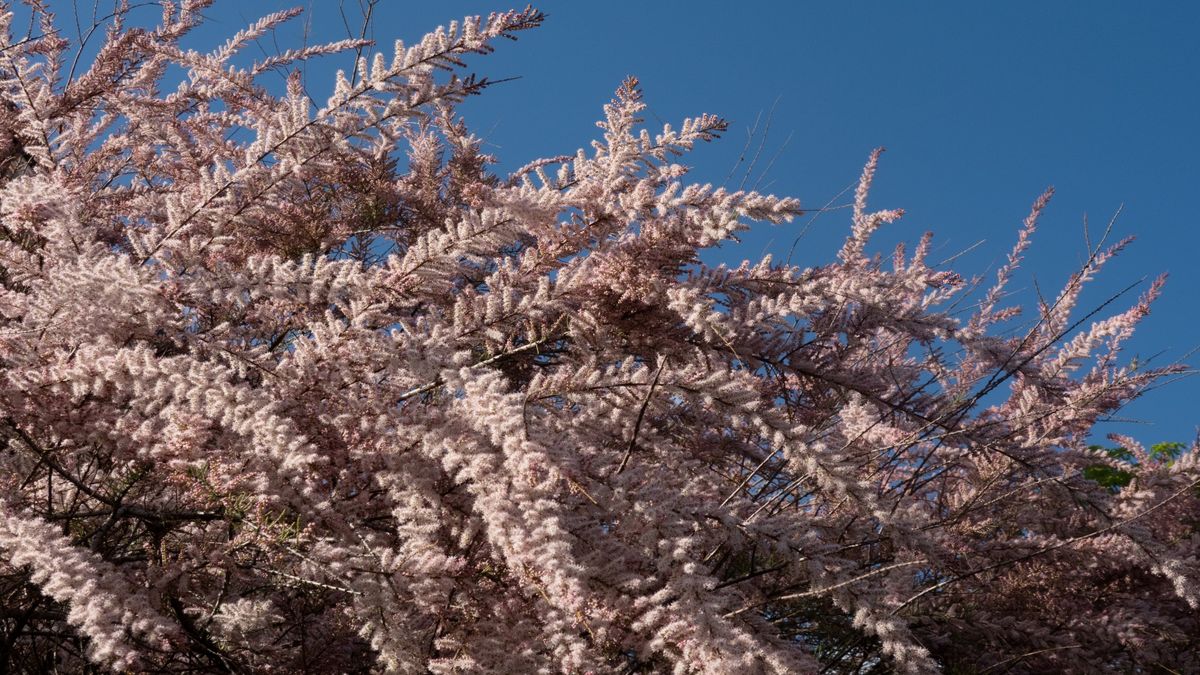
left=614, top=356, right=667, bottom=476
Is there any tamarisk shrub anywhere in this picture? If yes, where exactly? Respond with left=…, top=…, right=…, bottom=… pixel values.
left=0, top=2, right=1195, bottom=672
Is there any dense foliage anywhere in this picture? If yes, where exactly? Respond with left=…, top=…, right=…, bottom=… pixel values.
left=0, top=2, right=1195, bottom=672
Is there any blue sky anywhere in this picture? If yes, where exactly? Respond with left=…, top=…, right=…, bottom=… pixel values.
left=114, top=2, right=1200, bottom=444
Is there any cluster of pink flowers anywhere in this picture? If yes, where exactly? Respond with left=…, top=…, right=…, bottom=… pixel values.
left=0, top=2, right=1194, bottom=672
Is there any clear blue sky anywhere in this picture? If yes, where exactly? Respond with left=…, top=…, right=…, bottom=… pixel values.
left=165, top=2, right=1200, bottom=444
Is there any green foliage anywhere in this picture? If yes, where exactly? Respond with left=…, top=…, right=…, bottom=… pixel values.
left=1083, top=446, right=1135, bottom=489
left=1083, top=442, right=1187, bottom=490
left=1150, top=441, right=1187, bottom=461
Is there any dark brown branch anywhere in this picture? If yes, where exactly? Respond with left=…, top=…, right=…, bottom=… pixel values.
left=615, top=356, right=667, bottom=476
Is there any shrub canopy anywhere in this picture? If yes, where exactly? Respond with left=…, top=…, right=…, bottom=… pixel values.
left=0, top=3, right=1195, bottom=673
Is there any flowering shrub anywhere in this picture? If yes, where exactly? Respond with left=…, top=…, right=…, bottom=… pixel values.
left=0, top=3, right=1195, bottom=672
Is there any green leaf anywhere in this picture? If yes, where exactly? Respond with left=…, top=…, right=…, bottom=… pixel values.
left=1088, top=444, right=1134, bottom=462
left=1150, top=441, right=1186, bottom=461
left=1082, top=464, right=1134, bottom=489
